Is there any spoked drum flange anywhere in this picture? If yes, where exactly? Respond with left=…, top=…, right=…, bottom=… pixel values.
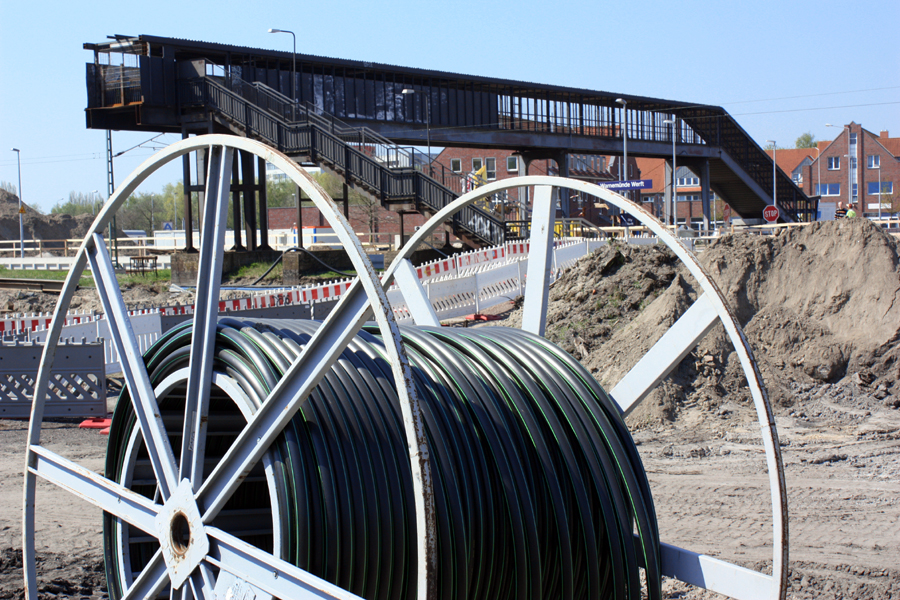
left=383, top=177, right=788, bottom=600
left=22, top=135, right=436, bottom=600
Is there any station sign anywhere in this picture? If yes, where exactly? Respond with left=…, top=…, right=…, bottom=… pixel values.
left=596, top=179, right=653, bottom=191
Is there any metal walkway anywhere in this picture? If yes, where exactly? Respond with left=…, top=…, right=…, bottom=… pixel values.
left=179, top=74, right=506, bottom=246
left=84, top=35, right=815, bottom=226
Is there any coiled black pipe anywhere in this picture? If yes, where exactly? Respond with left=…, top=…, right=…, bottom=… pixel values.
left=103, top=318, right=660, bottom=600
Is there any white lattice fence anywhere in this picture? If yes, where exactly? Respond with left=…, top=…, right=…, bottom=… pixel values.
left=0, top=341, right=106, bottom=418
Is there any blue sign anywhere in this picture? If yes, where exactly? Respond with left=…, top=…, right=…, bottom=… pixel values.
left=619, top=213, right=638, bottom=226
left=163, top=221, right=174, bottom=231
left=597, top=179, right=653, bottom=191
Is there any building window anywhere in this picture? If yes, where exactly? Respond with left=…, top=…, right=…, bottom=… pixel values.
left=485, top=158, right=497, bottom=180
left=850, top=133, right=857, bottom=144
left=867, top=155, right=880, bottom=169
left=852, top=183, right=858, bottom=199
left=850, top=157, right=857, bottom=169
left=817, top=183, right=841, bottom=196
left=450, top=158, right=461, bottom=173
left=676, top=177, right=700, bottom=187
left=507, top=156, right=518, bottom=172
left=868, top=181, right=893, bottom=195
left=472, top=158, right=483, bottom=172
left=827, top=157, right=840, bottom=170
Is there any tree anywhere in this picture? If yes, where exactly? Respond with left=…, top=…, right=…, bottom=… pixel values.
left=795, top=132, right=816, bottom=149
left=51, top=191, right=103, bottom=217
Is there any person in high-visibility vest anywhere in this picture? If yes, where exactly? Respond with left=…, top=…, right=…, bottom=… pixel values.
left=846, top=203, right=857, bottom=218
left=472, top=165, right=487, bottom=188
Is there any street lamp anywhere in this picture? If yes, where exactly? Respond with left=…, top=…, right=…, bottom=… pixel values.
left=876, top=163, right=882, bottom=220
left=663, top=118, right=676, bottom=226
left=616, top=99, right=628, bottom=200
left=10, top=148, right=24, bottom=258
left=766, top=140, right=777, bottom=214
left=401, top=88, right=432, bottom=176
left=268, top=28, right=296, bottom=120
left=813, top=146, right=820, bottom=199
left=826, top=123, right=852, bottom=208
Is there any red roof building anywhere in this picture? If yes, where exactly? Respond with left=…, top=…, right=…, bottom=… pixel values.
left=802, top=124, right=899, bottom=217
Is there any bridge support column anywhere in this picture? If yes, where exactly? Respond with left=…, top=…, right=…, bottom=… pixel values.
left=257, top=156, right=272, bottom=251
left=664, top=160, right=673, bottom=226
left=700, top=160, right=711, bottom=232
left=517, top=155, right=531, bottom=221
left=231, top=153, right=245, bottom=251
left=241, top=150, right=258, bottom=251
left=180, top=131, right=196, bottom=253
left=296, top=184, right=304, bottom=248
left=554, top=152, right=570, bottom=219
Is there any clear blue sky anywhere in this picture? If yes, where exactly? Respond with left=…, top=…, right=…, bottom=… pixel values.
left=1, top=0, right=898, bottom=214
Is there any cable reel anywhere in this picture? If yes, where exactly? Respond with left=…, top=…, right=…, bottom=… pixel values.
left=23, top=136, right=788, bottom=600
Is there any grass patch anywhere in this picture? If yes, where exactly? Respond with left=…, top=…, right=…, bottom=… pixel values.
left=226, top=261, right=284, bottom=283
left=0, top=267, right=94, bottom=287
left=0, top=267, right=176, bottom=288
left=117, top=269, right=172, bottom=286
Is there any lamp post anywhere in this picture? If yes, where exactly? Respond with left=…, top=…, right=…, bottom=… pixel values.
left=813, top=146, right=820, bottom=199
left=826, top=123, right=851, bottom=207
left=401, top=88, right=432, bottom=176
left=766, top=140, right=777, bottom=214
left=663, top=118, right=676, bottom=226
left=268, top=28, right=296, bottom=120
left=876, top=163, right=882, bottom=220
left=616, top=98, right=628, bottom=200
left=10, top=148, right=24, bottom=258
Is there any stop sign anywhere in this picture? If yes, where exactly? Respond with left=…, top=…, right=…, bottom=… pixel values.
left=763, top=205, right=779, bottom=223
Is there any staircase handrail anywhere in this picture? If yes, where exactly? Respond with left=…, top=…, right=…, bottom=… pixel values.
left=218, top=73, right=493, bottom=199
left=180, top=75, right=505, bottom=245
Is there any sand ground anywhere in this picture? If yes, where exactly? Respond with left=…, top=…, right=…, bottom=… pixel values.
left=2, top=384, right=898, bottom=599
left=2, top=220, right=899, bottom=599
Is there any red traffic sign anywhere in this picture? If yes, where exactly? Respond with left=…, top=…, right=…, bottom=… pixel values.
left=763, top=205, right=779, bottom=223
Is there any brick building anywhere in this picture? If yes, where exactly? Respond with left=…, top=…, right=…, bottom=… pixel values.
left=764, top=147, right=817, bottom=192
left=802, top=124, right=899, bottom=217
left=637, top=159, right=730, bottom=228
left=432, top=147, right=637, bottom=225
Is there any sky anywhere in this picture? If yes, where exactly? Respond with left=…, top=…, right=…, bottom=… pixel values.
left=1, top=0, right=898, bottom=214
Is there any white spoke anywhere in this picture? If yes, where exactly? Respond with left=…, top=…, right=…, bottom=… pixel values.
left=660, top=542, right=775, bottom=600
left=122, top=549, right=170, bottom=600
left=610, top=292, right=720, bottom=416
left=521, top=185, right=555, bottom=336
left=27, top=445, right=159, bottom=533
left=88, top=232, right=178, bottom=499
left=197, top=281, right=370, bottom=521
left=205, top=526, right=361, bottom=600
left=188, top=565, right=217, bottom=600
left=394, top=258, right=441, bottom=327
left=181, top=145, right=234, bottom=489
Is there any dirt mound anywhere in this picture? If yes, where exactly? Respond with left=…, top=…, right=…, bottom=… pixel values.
left=509, top=219, right=900, bottom=428
left=0, top=189, right=96, bottom=246
left=507, top=241, right=680, bottom=354
left=697, top=218, right=900, bottom=404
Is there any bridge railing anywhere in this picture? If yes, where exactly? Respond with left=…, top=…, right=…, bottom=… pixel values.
left=215, top=73, right=514, bottom=211
left=179, top=77, right=506, bottom=245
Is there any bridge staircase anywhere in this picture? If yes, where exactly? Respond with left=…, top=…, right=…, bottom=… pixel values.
left=178, top=74, right=506, bottom=247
